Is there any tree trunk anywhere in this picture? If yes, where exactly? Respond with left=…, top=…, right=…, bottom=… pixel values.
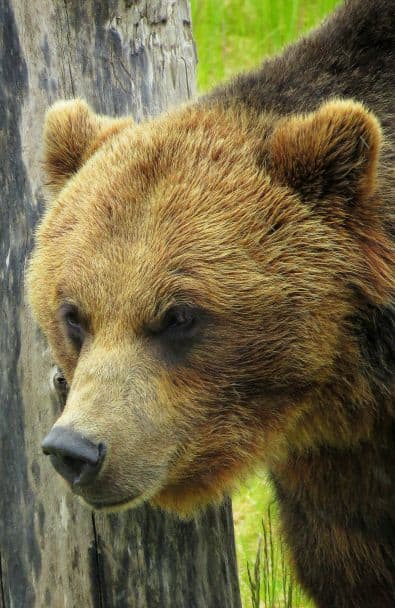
left=0, top=1, right=242, bottom=607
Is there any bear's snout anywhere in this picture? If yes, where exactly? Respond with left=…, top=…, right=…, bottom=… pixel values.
left=42, top=426, right=106, bottom=487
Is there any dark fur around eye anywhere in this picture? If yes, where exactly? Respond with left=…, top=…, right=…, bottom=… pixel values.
left=59, top=303, right=85, bottom=351
left=163, top=306, right=198, bottom=336
left=146, top=305, right=206, bottom=364
left=147, top=305, right=199, bottom=335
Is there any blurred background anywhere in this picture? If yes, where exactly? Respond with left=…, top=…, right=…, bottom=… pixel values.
left=191, top=0, right=340, bottom=91
left=190, top=2, right=340, bottom=606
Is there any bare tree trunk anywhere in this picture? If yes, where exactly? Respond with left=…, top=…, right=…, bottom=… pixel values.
left=0, top=1, right=242, bottom=606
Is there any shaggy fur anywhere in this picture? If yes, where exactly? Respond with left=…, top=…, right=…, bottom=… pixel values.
left=27, top=1, right=394, bottom=606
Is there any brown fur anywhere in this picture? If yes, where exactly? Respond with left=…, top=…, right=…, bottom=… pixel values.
left=27, top=1, right=394, bottom=606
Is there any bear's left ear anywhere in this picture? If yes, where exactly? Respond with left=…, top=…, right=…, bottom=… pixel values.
left=43, top=99, right=133, bottom=197
left=268, top=100, right=381, bottom=211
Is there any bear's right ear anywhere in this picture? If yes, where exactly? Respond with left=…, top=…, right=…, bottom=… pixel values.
left=43, top=99, right=133, bottom=197
left=267, top=99, right=381, bottom=213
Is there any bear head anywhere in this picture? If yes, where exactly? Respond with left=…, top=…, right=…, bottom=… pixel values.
left=27, top=98, right=393, bottom=515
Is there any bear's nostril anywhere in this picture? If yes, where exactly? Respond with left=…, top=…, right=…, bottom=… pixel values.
left=59, top=454, right=89, bottom=483
left=42, top=426, right=106, bottom=487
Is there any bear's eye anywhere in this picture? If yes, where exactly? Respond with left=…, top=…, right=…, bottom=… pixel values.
left=59, top=304, right=85, bottom=351
left=148, top=305, right=199, bottom=339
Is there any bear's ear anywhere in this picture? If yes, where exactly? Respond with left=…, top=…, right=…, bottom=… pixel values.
left=43, top=99, right=133, bottom=197
left=268, top=100, right=381, bottom=210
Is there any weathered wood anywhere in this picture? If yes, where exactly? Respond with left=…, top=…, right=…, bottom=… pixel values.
left=0, top=1, right=242, bottom=606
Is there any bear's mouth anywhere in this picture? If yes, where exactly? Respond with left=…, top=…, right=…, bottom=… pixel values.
left=82, top=492, right=143, bottom=511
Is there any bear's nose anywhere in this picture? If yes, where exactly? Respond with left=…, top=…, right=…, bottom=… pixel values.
left=41, top=426, right=106, bottom=486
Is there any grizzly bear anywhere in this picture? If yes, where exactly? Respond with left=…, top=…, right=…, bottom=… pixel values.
left=27, top=0, right=394, bottom=606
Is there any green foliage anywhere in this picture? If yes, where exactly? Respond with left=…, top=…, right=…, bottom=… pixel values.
left=191, top=0, right=341, bottom=91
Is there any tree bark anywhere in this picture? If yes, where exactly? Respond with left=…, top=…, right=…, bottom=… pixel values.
left=0, top=1, right=242, bottom=606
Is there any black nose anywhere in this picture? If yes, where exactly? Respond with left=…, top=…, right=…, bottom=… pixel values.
left=42, top=426, right=106, bottom=486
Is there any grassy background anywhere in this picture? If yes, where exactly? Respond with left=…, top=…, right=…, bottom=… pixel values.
left=191, top=0, right=340, bottom=92
left=232, top=473, right=312, bottom=607
left=190, top=1, right=340, bottom=606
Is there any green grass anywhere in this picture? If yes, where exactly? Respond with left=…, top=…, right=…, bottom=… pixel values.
left=190, top=2, right=341, bottom=605
left=233, top=473, right=313, bottom=607
left=191, top=0, right=341, bottom=92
